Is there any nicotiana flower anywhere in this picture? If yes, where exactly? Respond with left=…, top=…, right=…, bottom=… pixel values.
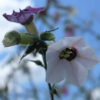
left=46, top=37, right=99, bottom=86
left=65, top=24, right=75, bottom=36
left=3, top=6, right=44, bottom=25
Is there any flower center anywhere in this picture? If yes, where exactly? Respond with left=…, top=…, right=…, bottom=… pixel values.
left=59, top=47, right=77, bottom=61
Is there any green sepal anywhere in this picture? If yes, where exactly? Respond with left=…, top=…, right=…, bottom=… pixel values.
left=19, top=41, right=38, bottom=62
left=20, top=40, right=48, bottom=63
left=36, top=40, right=48, bottom=55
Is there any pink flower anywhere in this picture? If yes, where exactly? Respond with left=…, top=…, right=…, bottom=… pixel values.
left=61, top=86, right=68, bottom=96
left=65, top=25, right=75, bottom=36
left=46, top=37, right=99, bottom=86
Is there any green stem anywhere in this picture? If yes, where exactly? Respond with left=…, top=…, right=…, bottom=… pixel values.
left=43, top=52, right=47, bottom=70
left=48, top=83, right=54, bottom=100
left=24, top=22, right=38, bottom=35
left=43, top=52, right=54, bottom=100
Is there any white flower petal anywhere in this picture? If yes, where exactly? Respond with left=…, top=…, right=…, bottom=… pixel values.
left=77, top=46, right=99, bottom=64
left=46, top=59, right=65, bottom=83
left=61, top=60, right=77, bottom=84
left=63, top=37, right=86, bottom=48
left=46, top=50, right=59, bottom=62
left=61, top=59, right=88, bottom=86
left=75, top=57, right=98, bottom=70
left=70, top=59, right=88, bottom=86
left=48, top=40, right=64, bottom=51
left=48, top=37, right=87, bottom=52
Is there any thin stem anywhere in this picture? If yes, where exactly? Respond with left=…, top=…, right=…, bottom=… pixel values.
left=43, top=52, right=47, bottom=70
left=48, top=83, right=54, bottom=100
left=43, top=52, right=54, bottom=100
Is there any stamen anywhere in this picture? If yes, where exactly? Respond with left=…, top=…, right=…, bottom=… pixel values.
left=59, top=47, right=77, bottom=61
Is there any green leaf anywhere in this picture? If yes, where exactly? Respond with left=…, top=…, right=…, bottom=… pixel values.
left=27, top=60, right=44, bottom=66
left=33, top=40, right=48, bottom=55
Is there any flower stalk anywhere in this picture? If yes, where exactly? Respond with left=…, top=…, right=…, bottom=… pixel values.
left=48, top=83, right=54, bottom=100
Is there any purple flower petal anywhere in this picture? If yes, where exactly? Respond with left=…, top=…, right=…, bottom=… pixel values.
left=24, top=6, right=44, bottom=14
left=12, top=10, right=19, bottom=16
left=3, top=6, right=44, bottom=25
left=3, top=13, right=19, bottom=23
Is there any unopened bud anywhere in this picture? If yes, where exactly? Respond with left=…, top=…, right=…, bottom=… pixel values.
left=40, top=32, right=55, bottom=41
left=2, top=30, right=39, bottom=47
left=3, top=31, right=20, bottom=47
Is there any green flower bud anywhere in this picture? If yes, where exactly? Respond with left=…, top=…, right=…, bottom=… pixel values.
left=40, top=32, right=55, bottom=41
left=3, top=31, right=21, bottom=47
left=2, top=30, right=39, bottom=47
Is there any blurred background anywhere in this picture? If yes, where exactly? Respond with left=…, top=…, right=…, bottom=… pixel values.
left=0, top=0, right=100, bottom=100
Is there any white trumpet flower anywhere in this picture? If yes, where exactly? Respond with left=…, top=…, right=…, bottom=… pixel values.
left=46, top=37, right=99, bottom=86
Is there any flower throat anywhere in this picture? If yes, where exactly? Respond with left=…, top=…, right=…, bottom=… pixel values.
left=59, top=47, right=77, bottom=61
